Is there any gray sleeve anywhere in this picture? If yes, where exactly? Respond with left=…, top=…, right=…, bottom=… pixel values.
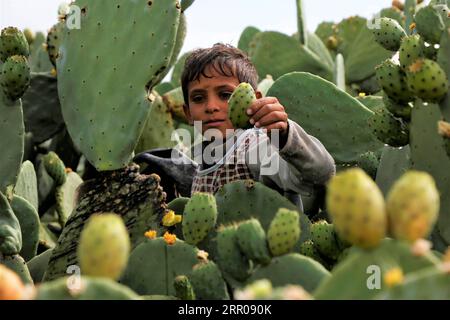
left=245, top=119, right=336, bottom=196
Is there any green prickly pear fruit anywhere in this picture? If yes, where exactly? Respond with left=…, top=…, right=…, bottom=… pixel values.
left=46, top=22, right=65, bottom=67
left=299, top=240, right=328, bottom=267
left=23, top=29, right=34, bottom=45
left=367, top=108, right=410, bottom=147
left=182, top=192, right=217, bottom=245
left=228, top=82, right=256, bottom=129
left=42, top=151, right=66, bottom=186
left=216, top=224, right=251, bottom=281
left=77, top=213, right=130, bottom=280
left=0, top=27, right=30, bottom=62
left=236, top=218, right=271, bottom=266
left=326, top=168, right=387, bottom=249
left=173, top=275, right=195, bottom=300
left=399, top=35, right=425, bottom=71
left=414, top=5, right=445, bottom=44
left=310, top=220, right=341, bottom=260
left=375, top=60, right=414, bottom=104
left=356, top=151, right=379, bottom=180
left=372, top=17, right=407, bottom=51
left=188, top=260, right=230, bottom=300
left=383, top=94, right=412, bottom=121
left=386, top=171, right=439, bottom=243
left=438, top=120, right=450, bottom=158
left=267, top=208, right=300, bottom=256
left=406, top=59, right=449, bottom=103
left=0, top=55, right=31, bottom=101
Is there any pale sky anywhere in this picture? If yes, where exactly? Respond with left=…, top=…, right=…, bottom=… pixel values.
left=1, top=0, right=401, bottom=56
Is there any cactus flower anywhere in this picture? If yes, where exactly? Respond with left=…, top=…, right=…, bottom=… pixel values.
left=144, top=230, right=157, bottom=239
left=163, top=231, right=176, bottom=245
left=384, top=267, right=404, bottom=288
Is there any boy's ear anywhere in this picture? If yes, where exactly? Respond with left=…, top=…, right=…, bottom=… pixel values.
left=183, top=104, right=193, bottom=125
left=255, top=90, right=263, bottom=99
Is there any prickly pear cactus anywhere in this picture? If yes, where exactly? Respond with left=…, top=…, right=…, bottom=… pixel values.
left=314, top=239, right=441, bottom=300
left=247, top=253, right=330, bottom=293
left=173, top=275, right=195, bottom=300
left=35, top=276, right=139, bottom=300
left=0, top=27, right=30, bottom=62
left=57, top=0, right=181, bottom=171
left=11, top=195, right=39, bottom=261
left=120, top=237, right=199, bottom=296
left=406, top=59, right=449, bottom=103
left=188, top=260, right=230, bottom=300
left=77, top=213, right=130, bottom=280
left=43, top=151, right=66, bottom=186
left=267, top=208, right=300, bottom=256
left=228, top=82, right=256, bottom=129
left=368, top=108, right=410, bottom=147
left=372, top=17, right=406, bottom=51
left=0, top=55, right=31, bottom=101
left=182, top=192, right=218, bottom=245
left=44, top=166, right=166, bottom=281
left=326, top=168, right=387, bottom=249
left=375, top=59, right=414, bottom=104
left=310, top=220, right=341, bottom=261
left=216, top=224, right=252, bottom=282
left=386, top=171, right=440, bottom=243
left=399, top=35, right=425, bottom=70
left=0, top=191, right=22, bottom=256
left=236, top=218, right=271, bottom=266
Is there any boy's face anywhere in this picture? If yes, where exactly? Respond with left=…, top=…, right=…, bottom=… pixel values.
left=183, top=65, right=240, bottom=137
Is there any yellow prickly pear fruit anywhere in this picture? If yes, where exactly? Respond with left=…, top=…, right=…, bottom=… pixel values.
left=0, top=264, right=26, bottom=300
left=326, top=168, right=387, bottom=249
left=77, top=213, right=130, bottom=280
left=386, top=171, right=439, bottom=242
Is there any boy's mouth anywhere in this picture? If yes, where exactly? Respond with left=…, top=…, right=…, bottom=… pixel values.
left=203, top=119, right=225, bottom=127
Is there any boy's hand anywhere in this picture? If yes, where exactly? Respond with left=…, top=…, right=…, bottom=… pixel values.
left=247, top=97, right=289, bottom=147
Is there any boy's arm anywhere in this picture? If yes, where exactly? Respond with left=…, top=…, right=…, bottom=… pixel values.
left=245, top=119, right=336, bottom=196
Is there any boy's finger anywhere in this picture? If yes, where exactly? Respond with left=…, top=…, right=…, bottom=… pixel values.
left=250, top=103, right=284, bottom=123
left=247, top=97, right=278, bottom=115
left=264, top=121, right=288, bottom=133
left=255, top=111, right=288, bottom=127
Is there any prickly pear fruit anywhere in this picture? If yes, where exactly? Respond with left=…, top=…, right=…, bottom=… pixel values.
left=228, top=82, right=256, bottom=129
left=173, top=275, right=195, bottom=300
left=0, top=27, right=30, bottom=62
left=236, top=218, right=271, bottom=265
left=372, top=17, right=407, bottom=51
left=299, top=240, right=328, bottom=267
left=188, top=260, right=229, bottom=300
left=23, top=29, right=34, bottom=46
left=326, top=168, right=387, bottom=249
left=0, top=264, right=27, bottom=300
left=414, top=5, right=445, bottom=44
left=310, top=220, right=341, bottom=260
left=406, top=59, right=449, bottom=103
left=367, top=108, right=410, bottom=147
left=386, top=171, right=439, bottom=242
left=0, top=55, right=30, bottom=101
left=46, top=22, right=65, bottom=67
left=438, top=120, right=450, bottom=158
left=77, top=213, right=130, bottom=280
left=182, top=192, right=217, bottom=245
left=399, top=35, right=425, bottom=70
left=216, top=224, right=251, bottom=281
left=42, top=151, right=66, bottom=186
left=267, top=208, right=300, bottom=256
left=375, top=60, right=414, bottom=104
left=356, top=151, right=379, bottom=180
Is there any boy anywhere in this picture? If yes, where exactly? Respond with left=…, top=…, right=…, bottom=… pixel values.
left=180, top=43, right=335, bottom=211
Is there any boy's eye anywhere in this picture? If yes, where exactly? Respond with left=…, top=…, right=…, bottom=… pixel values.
left=219, top=91, right=232, bottom=100
left=191, top=95, right=204, bottom=103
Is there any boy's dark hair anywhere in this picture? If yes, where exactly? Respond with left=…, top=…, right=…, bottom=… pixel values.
left=181, top=43, right=259, bottom=106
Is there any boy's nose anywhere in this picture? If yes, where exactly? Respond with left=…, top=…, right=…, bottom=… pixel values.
left=205, top=103, right=220, bottom=114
